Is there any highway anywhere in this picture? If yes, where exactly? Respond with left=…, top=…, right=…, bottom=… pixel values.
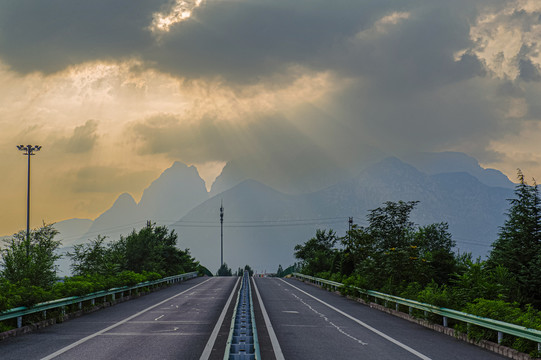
left=252, top=277, right=508, bottom=360
left=0, top=277, right=238, bottom=360
left=0, top=275, right=512, bottom=359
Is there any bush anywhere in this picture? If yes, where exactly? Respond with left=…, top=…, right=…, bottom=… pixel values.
left=417, top=281, right=453, bottom=309
left=458, top=299, right=541, bottom=356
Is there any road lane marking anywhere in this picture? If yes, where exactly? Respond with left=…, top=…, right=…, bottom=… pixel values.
left=279, top=278, right=432, bottom=360
left=40, top=278, right=213, bottom=360
left=252, top=278, right=285, bottom=360
left=199, top=277, right=240, bottom=360
left=100, top=332, right=206, bottom=336
left=289, top=290, right=367, bottom=345
left=154, top=315, right=165, bottom=321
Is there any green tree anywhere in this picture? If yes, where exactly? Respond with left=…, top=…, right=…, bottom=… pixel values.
left=276, top=264, right=284, bottom=277
left=68, top=235, right=114, bottom=276
left=120, top=223, right=198, bottom=276
left=414, top=222, right=456, bottom=285
left=342, top=201, right=455, bottom=292
left=243, top=265, right=254, bottom=276
left=0, top=224, right=61, bottom=289
left=488, top=170, right=541, bottom=305
left=366, top=201, right=418, bottom=290
left=294, top=229, right=337, bottom=275
left=217, top=263, right=232, bottom=276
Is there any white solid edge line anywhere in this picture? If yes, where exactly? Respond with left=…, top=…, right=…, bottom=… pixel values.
left=41, top=277, right=214, bottom=360
left=252, top=277, right=285, bottom=360
left=279, top=278, right=432, bottom=360
left=199, top=277, right=240, bottom=360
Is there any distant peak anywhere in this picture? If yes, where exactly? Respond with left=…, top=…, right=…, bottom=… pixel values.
left=171, top=161, right=189, bottom=169
left=115, top=192, right=136, bottom=204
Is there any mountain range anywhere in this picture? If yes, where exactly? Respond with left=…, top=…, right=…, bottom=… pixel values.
left=51, top=152, right=515, bottom=274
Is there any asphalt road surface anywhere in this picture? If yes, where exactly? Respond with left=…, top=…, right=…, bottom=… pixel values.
left=0, top=276, right=238, bottom=360
left=252, top=277, right=508, bottom=360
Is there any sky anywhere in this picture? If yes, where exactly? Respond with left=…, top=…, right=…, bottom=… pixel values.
left=1, top=0, right=541, bottom=236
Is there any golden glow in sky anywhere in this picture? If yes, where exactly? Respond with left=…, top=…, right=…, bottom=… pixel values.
left=150, top=0, right=204, bottom=34
left=1, top=1, right=541, bottom=237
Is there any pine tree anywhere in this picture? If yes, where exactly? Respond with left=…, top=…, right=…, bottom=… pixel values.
left=488, top=170, right=541, bottom=305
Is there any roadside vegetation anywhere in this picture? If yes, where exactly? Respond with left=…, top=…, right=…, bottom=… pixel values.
left=0, top=223, right=204, bottom=316
left=290, top=170, right=541, bottom=356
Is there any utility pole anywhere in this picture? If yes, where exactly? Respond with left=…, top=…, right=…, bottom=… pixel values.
left=348, top=217, right=353, bottom=242
left=220, top=200, right=224, bottom=267
left=17, top=144, right=41, bottom=255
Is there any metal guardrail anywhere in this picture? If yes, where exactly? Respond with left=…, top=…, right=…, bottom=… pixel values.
left=224, top=272, right=261, bottom=360
left=0, top=271, right=198, bottom=328
left=292, top=273, right=541, bottom=346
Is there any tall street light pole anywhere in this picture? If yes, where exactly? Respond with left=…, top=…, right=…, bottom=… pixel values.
left=17, top=145, right=41, bottom=250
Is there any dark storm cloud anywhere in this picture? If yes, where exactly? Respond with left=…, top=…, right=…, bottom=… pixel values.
left=0, top=0, right=164, bottom=74
left=0, top=0, right=484, bottom=85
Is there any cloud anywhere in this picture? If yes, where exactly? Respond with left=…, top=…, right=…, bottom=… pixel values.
left=59, top=120, right=99, bottom=153
left=463, top=0, right=541, bottom=81
left=3, top=0, right=541, bottom=221
left=0, top=1, right=161, bottom=74
left=69, top=166, right=155, bottom=194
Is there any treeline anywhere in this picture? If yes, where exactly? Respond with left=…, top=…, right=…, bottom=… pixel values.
left=0, top=223, right=203, bottom=314
left=293, top=171, right=541, bottom=355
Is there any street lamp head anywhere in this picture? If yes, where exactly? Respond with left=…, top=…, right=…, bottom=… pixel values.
left=16, top=144, right=42, bottom=155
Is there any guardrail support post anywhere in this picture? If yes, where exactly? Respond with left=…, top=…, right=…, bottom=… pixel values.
left=91, top=299, right=95, bottom=306
left=78, top=302, right=82, bottom=310
left=17, top=316, right=22, bottom=328
left=497, top=332, right=503, bottom=345
left=409, top=307, right=412, bottom=316
left=443, top=316, right=448, bottom=327
left=396, top=303, right=399, bottom=311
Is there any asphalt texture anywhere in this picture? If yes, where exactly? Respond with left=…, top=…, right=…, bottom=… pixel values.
left=253, top=277, right=508, bottom=360
left=0, top=276, right=237, bottom=360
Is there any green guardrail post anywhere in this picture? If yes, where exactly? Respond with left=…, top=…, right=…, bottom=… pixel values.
left=17, top=316, right=22, bottom=328
left=443, top=316, right=448, bottom=327
left=78, top=302, right=82, bottom=310
left=91, top=299, right=95, bottom=306
left=498, top=331, right=503, bottom=344
left=43, top=310, right=47, bottom=320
